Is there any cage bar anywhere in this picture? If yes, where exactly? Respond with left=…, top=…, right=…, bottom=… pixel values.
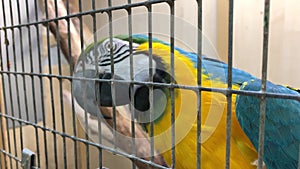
left=257, top=0, right=271, bottom=169
left=1, top=1, right=14, bottom=168
left=225, top=0, right=234, bottom=169
left=169, top=1, right=175, bottom=168
left=196, top=0, right=202, bottom=169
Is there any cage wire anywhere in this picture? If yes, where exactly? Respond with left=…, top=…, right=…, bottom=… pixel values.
left=0, top=0, right=300, bottom=169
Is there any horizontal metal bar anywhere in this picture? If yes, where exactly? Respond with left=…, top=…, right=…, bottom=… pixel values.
left=0, top=0, right=172, bottom=30
left=0, top=113, right=168, bottom=169
left=0, top=149, right=22, bottom=163
left=1, top=70, right=299, bottom=101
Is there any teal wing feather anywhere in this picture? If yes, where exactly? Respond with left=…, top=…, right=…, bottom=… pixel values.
left=116, top=34, right=256, bottom=86
left=236, top=79, right=300, bottom=169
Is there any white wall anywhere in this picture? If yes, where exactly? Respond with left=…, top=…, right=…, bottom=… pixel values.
left=234, top=0, right=300, bottom=87
left=82, top=0, right=218, bottom=57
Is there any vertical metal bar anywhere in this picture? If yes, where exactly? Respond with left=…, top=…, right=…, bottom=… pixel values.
left=169, top=1, right=175, bottom=169
left=1, top=1, right=14, bottom=168
left=44, top=0, right=58, bottom=168
left=147, top=3, right=155, bottom=163
left=65, top=0, right=78, bottom=168
left=126, top=1, right=136, bottom=168
left=77, top=0, right=90, bottom=168
left=66, top=0, right=75, bottom=75
left=15, top=2, right=31, bottom=166
left=196, top=0, right=202, bottom=168
left=33, top=0, right=44, bottom=168
left=258, top=0, right=270, bottom=169
left=91, top=0, right=103, bottom=168
left=107, top=0, right=117, bottom=153
left=7, top=0, right=20, bottom=168
left=33, top=0, right=48, bottom=168
left=11, top=0, right=25, bottom=157
left=53, top=0, right=68, bottom=168
left=24, top=0, right=41, bottom=167
left=0, top=109, right=7, bottom=169
left=226, top=0, right=234, bottom=169
left=5, top=32, right=16, bottom=168
left=0, top=74, right=6, bottom=169
left=0, top=15, right=9, bottom=169
left=81, top=32, right=89, bottom=169
left=0, top=131, right=7, bottom=169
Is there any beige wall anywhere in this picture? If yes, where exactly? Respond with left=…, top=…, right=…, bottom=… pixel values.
left=81, top=0, right=218, bottom=57
left=233, top=0, right=300, bottom=87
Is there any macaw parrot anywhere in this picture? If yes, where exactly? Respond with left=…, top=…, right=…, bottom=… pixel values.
left=236, top=79, right=300, bottom=169
left=72, top=34, right=260, bottom=168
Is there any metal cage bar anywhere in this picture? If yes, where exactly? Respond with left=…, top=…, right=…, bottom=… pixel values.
left=44, top=0, right=59, bottom=167
left=1, top=70, right=299, bottom=100
left=91, top=0, right=103, bottom=168
left=196, top=1, right=202, bottom=169
left=53, top=0, right=68, bottom=168
left=225, top=0, right=234, bottom=169
left=257, top=0, right=271, bottom=169
left=65, top=0, right=79, bottom=168
left=126, top=1, right=136, bottom=169
left=26, top=0, right=40, bottom=166
left=1, top=1, right=15, bottom=168
left=169, top=1, right=176, bottom=168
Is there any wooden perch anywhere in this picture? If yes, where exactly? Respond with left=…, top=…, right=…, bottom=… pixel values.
left=63, top=91, right=168, bottom=169
left=44, top=0, right=168, bottom=168
left=99, top=107, right=168, bottom=168
left=43, top=0, right=81, bottom=68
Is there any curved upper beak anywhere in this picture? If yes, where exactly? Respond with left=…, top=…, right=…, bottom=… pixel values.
left=98, top=68, right=151, bottom=107
left=98, top=73, right=131, bottom=107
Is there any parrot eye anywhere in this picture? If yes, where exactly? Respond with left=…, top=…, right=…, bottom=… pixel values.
left=105, top=41, right=117, bottom=51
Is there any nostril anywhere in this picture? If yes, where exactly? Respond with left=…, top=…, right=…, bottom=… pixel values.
left=98, top=73, right=104, bottom=79
left=99, top=72, right=112, bottom=79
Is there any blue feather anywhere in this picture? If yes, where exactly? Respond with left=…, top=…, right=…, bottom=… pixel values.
left=129, top=34, right=256, bottom=85
left=236, top=79, right=300, bottom=169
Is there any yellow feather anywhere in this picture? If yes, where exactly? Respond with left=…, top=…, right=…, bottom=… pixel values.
left=137, top=42, right=257, bottom=168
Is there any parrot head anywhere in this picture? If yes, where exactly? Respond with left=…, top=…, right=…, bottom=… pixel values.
left=73, top=36, right=174, bottom=123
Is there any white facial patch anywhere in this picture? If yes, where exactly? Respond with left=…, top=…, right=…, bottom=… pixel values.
left=113, top=52, right=157, bottom=82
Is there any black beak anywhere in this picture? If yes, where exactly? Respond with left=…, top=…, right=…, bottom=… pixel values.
left=98, top=73, right=130, bottom=107
left=98, top=68, right=173, bottom=123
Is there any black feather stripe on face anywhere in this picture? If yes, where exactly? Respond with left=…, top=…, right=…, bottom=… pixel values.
left=134, top=51, right=173, bottom=84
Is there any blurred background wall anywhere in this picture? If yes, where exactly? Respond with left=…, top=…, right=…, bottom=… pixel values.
left=233, top=0, right=300, bottom=87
